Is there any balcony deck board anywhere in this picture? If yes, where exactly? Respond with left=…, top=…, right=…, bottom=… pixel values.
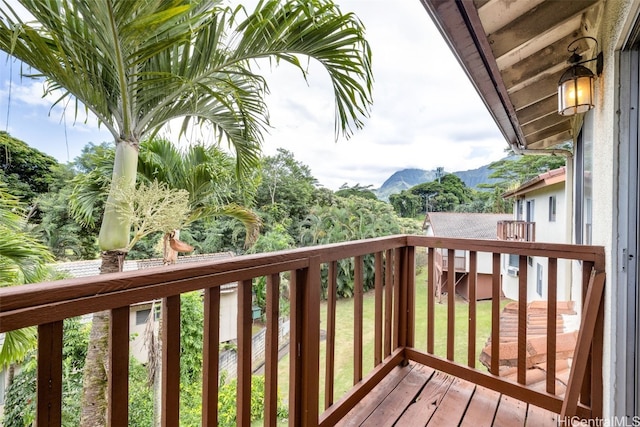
left=337, top=362, right=559, bottom=427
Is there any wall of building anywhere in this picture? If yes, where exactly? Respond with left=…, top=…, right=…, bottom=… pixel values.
left=502, top=182, right=571, bottom=302
left=591, top=0, right=639, bottom=416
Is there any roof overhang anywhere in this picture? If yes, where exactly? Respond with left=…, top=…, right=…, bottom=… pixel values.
left=420, top=0, right=604, bottom=151
left=503, top=166, right=567, bottom=198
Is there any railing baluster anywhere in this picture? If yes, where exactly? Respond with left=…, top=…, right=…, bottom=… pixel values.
left=591, top=291, right=605, bottom=417
left=374, top=252, right=383, bottom=366
left=427, top=247, right=435, bottom=354
left=517, top=255, right=528, bottom=385
left=237, top=279, right=253, bottom=427
left=546, top=258, right=558, bottom=395
left=325, top=261, right=337, bottom=409
left=265, top=274, right=281, bottom=427
left=581, top=261, right=594, bottom=407
left=406, top=246, right=415, bottom=349
left=384, top=250, right=393, bottom=357
left=468, top=251, right=477, bottom=368
left=447, top=249, right=455, bottom=361
left=354, top=255, right=363, bottom=384
left=491, top=253, right=501, bottom=375
left=109, top=306, right=130, bottom=426
left=289, top=268, right=303, bottom=426
left=162, top=295, right=181, bottom=427
left=202, top=287, right=220, bottom=427
left=37, top=321, right=63, bottom=427
left=392, top=249, right=401, bottom=350
left=301, top=257, right=321, bottom=426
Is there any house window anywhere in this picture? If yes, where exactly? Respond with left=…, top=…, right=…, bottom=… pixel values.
left=549, top=196, right=556, bottom=222
left=526, top=200, right=535, bottom=222
left=575, top=116, right=593, bottom=245
left=516, top=199, right=524, bottom=220
left=136, top=309, right=151, bottom=325
left=508, top=254, right=519, bottom=268
left=135, top=306, right=160, bottom=325
left=536, top=264, right=543, bottom=297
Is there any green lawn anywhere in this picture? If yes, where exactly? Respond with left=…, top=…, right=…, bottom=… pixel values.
left=267, top=269, right=510, bottom=416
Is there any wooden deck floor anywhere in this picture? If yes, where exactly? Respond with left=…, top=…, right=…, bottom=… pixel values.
left=336, top=363, right=559, bottom=427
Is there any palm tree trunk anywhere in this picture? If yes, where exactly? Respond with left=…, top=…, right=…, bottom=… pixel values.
left=81, top=139, right=139, bottom=427
left=80, top=250, right=126, bottom=427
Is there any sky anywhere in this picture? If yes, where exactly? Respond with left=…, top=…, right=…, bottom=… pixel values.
left=0, top=0, right=509, bottom=191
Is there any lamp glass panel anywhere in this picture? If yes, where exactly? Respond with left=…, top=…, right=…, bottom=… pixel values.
left=559, top=75, right=594, bottom=115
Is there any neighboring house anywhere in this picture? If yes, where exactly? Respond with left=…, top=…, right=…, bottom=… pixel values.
left=500, top=167, right=574, bottom=302
left=55, top=253, right=238, bottom=363
left=423, top=0, right=640, bottom=416
left=423, top=212, right=511, bottom=300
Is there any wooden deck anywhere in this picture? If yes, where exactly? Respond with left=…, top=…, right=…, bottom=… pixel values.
left=337, top=362, right=558, bottom=427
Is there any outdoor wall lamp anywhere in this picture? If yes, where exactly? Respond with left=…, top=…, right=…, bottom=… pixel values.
left=557, top=36, right=603, bottom=116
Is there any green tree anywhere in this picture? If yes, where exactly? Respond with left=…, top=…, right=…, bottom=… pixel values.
left=480, top=152, right=567, bottom=192
left=389, top=190, right=421, bottom=218
left=299, top=196, right=420, bottom=297
left=334, top=183, right=377, bottom=200
left=0, top=132, right=59, bottom=205
left=255, top=148, right=320, bottom=238
left=35, top=164, right=99, bottom=260
left=408, top=173, right=473, bottom=212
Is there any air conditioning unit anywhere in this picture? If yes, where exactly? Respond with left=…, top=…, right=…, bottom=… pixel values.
left=507, top=266, right=519, bottom=277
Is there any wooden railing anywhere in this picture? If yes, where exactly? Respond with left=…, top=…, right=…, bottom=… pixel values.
left=0, top=235, right=605, bottom=426
left=497, top=220, right=536, bottom=241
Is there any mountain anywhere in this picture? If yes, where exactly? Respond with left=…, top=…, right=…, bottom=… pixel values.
left=375, top=162, right=500, bottom=201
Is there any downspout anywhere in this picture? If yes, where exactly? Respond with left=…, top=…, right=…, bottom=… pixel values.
left=511, top=145, right=575, bottom=303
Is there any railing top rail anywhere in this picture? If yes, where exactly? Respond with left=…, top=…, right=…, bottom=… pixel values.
left=0, top=235, right=408, bottom=320
left=0, top=234, right=605, bottom=333
left=407, top=235, right=605, bottom=264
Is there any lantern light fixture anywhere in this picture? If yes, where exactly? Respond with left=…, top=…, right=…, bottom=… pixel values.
left=558, top=36, right=603, bottom=116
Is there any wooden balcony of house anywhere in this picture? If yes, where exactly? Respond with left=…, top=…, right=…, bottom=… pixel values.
left=0, top=236, right=605, bottom=426
left=497, top=220, right=536, bottom=242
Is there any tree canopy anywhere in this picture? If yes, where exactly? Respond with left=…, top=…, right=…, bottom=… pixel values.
left=0, top=132, right=59, bottom=204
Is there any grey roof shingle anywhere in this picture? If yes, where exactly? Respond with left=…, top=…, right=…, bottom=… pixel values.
left=424, top=212, right=512, bottom=240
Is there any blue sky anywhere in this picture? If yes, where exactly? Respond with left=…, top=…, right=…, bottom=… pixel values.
left=0, top=0, right=508, bottom=190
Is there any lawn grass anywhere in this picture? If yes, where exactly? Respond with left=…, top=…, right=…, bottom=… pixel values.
left=267, top=268, right=511, bottom=416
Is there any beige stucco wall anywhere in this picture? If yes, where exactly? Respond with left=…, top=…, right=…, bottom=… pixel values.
left=591, top=0, right=640, bottom=417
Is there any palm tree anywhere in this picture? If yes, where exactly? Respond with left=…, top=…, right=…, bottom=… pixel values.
left=0, top=184, right=54, bottom=369
left=0, top=0, right=372, bottom=266
left=1, top=1, right=373, bottom=422
left=70, top=138, right=261, bottom=257
left=137, top=138, right=261, bottom=255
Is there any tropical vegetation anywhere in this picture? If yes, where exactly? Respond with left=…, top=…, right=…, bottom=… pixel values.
left=1, top=0, right=374, bottom=422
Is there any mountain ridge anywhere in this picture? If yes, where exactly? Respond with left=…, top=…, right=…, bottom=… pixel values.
left=375, top=161, right=501, bottom=201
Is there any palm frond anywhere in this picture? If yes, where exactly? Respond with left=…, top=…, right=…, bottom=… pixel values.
left=191, top=202, right=261, bottom=248
left=0, top=327, right=36, bottom=369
